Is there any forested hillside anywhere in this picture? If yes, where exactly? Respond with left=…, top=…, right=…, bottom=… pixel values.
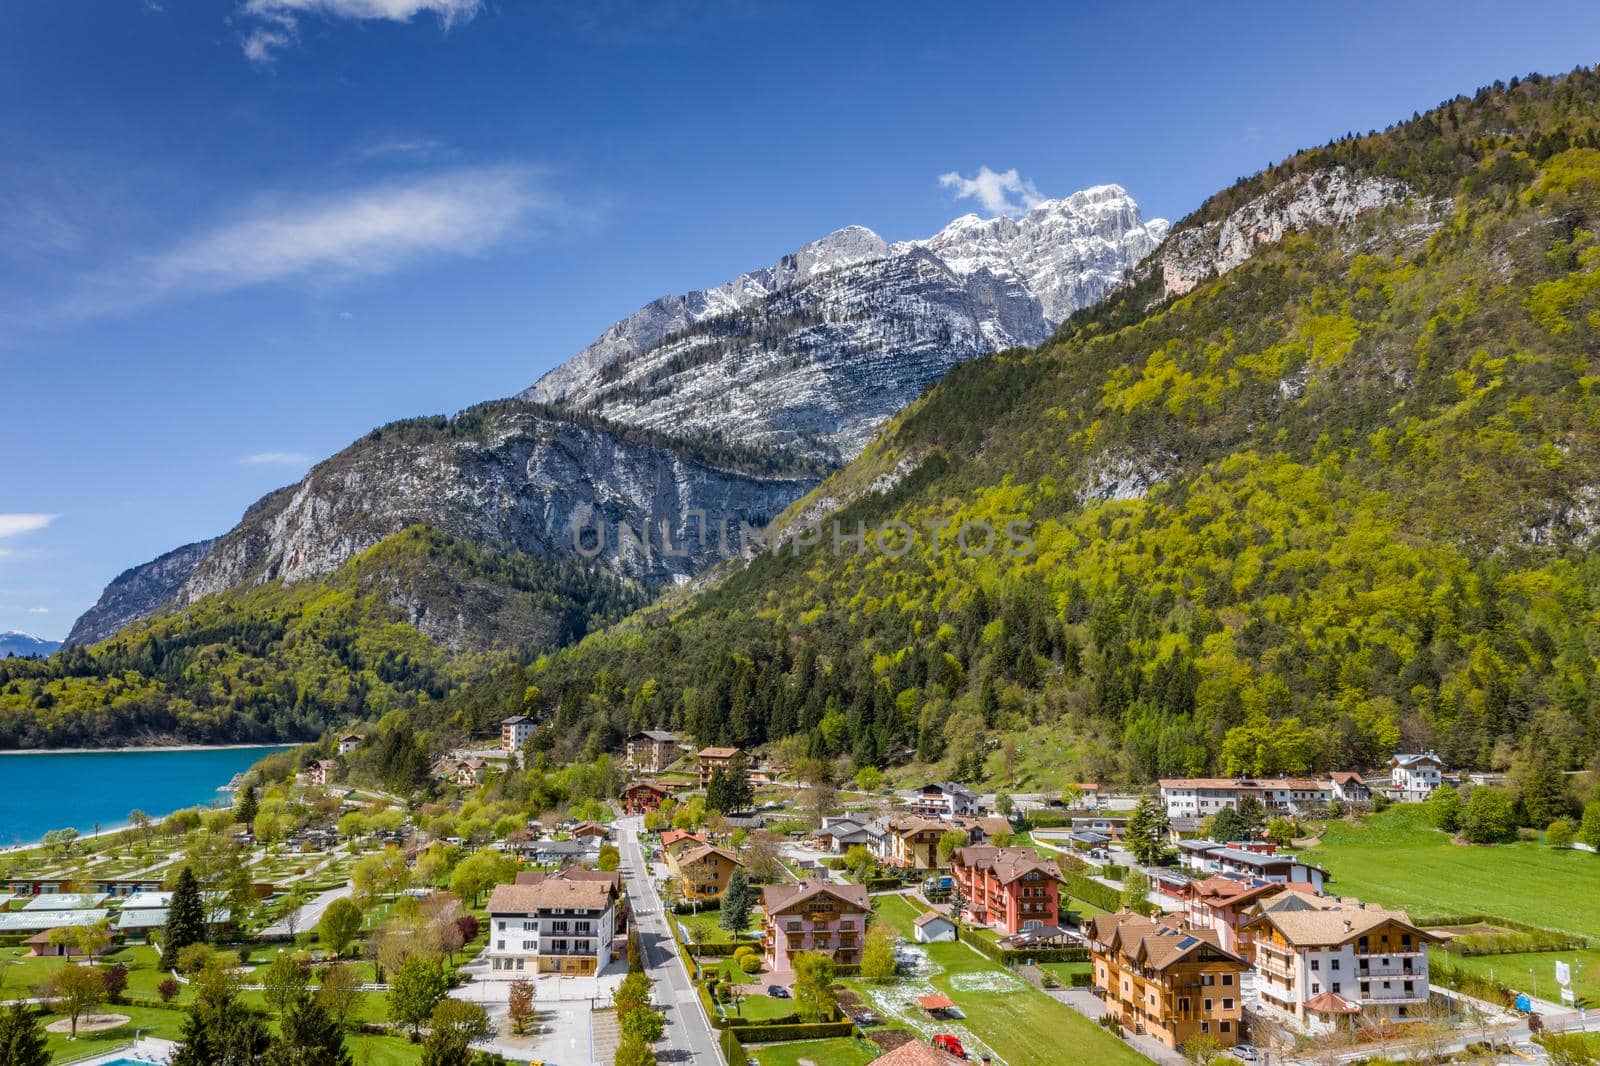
left=0, top=528, right=641, bottom=748
left=521, top=70, right=1600, bottom=784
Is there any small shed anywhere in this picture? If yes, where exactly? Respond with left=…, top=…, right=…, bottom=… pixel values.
left=913, top=911, right=957, bottom=943
left=916, top=993, right=957, bottom=1017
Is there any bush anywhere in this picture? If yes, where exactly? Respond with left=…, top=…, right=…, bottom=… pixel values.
left=176, top=943, right=216, bottom=973
left=723, top=1020, right=854, bottom=1044
left=1545, top=819, right=1576, bottom=848
left=157, top=977, right=181, bottom=1003
left=739, top=954, right=762, bottom=974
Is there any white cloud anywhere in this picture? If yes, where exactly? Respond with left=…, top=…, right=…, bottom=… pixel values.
left=56, top=166, right=548, bottom=321
left=239, top=0, right=482, bottom=62
left=241, top=452, right=314, bottom=466
left=0, top=514, right=58, bottom=540
left=938, top=166, right=1045, bottom=217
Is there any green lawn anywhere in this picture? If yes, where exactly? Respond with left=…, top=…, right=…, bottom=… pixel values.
left=41, top=1002, right=188, bottom=1061
left=723, top=991, right=799, bottom=1022
left=858, top=895, right=1149, bottom=1066
left=748, top=1035, right=883, bottom=1066
left=1303, top=806, right=1600, bottom=937
left=1431, top=946, right=1600, bottom=1006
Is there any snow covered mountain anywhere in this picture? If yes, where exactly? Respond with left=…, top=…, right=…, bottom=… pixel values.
left=0, top=631, right=61, bottom=658
left=521, top=186, right=1167, bottom=460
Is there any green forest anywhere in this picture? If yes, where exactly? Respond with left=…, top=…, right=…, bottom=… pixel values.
left=0, top=527, right=640, bottom=748
left=519, top=70, right=1600, bottom=784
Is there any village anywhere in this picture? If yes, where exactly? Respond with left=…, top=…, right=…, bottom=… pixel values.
left=0, top=725, right=1593, bottom=1066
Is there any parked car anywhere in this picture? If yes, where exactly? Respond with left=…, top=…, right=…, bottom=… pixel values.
left=932, top=1034, right=967, bottom=1058
left=1231, top=1045, right=1258, bottom=1062
left=766, top=984, right=790, bottom=998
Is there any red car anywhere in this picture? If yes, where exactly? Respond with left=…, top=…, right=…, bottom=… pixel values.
left=932, top=1034, right=967, bottom=1059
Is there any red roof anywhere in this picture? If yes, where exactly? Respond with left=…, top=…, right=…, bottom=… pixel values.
left=1306, top=991, right=1361, bottom=1014
left=916, top=993, right=955, bottom=1011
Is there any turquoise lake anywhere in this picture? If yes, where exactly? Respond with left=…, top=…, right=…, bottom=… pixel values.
left=0, top=745, right=290, bottom=846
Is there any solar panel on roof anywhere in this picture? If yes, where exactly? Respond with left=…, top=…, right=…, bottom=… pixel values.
left=1176, top=935, right=1199, bottom=949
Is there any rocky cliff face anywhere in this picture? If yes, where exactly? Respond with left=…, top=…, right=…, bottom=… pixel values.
left=171, top=404, right=814, bottom=607
left=1152, top=167, right=1411, bottom=298
left=64, top=538, right=217, bottom=648
left=521, top=186, right=1167, bottom=459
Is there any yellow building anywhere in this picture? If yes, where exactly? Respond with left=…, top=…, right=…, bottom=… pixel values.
left=886, top=817, right=948, bottom=870
left=668, top=844, right=743, bottom=902
left=1087, top=912, right=1248, bottom=1051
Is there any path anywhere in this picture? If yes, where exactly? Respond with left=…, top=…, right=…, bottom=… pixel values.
left=260, top=882, right=352, bottom=938
left=618, top=815, right=725, bottom=1065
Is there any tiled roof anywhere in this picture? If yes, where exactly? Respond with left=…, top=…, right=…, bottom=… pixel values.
left=1245, top=897, right=1435, bottom=947
left=698, top=746, right=741, bottom=758
left=1087, top=913, right=1242, bottom=971
left=677, top=845, right=742, bottom=869
left=951, top=845, right=1063, bottom=884
left=761, top=879, right=868, bottom=914
left=868, top=1041, right=965, bottom=1066
left=486, top=877, right=613, bottom=914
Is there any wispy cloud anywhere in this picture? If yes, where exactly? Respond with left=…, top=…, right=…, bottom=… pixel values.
left=53, top=165, right=549, bottom=322
left=239, top=0, right=483, bottom=63
left=241, top=452, right=314, bottom=466
left=938, top=166, right=1045, bottom=217
left=0, top=514, right=58, bottom=540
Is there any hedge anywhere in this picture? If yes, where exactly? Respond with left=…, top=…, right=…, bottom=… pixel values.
left=725, top=1020, right=855, bottom=1043
left=1065, top=872, right=1120, bottom=913
left=964, top=933, right=1090, bottom=966
left=865, top=877, right=905, bottom=892
left=720, top=1029, right=752, bottom=1066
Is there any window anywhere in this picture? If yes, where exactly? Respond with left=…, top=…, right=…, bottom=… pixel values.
left=1179, top=997, right=1190, bottom=1012
left=1204, top=999, right=1212, bottom=1012
left=1223, top=998, right=1233, bottom=1010
left=1332, top=983, right=1341, bottom=994
left=1202, top=974, right=1215, bottom=986
left=1220, top=1022, right=1231, bottom=1034
left=1310, top=959, right=1320, bottom=971
left=1222, top=974, right=1233, bottom=986
left=496, top=940, right=504, bottom=950
left=1331, top=959, right=1340, bottom=970
left=1200, top=1022, right=1210, bottom=1034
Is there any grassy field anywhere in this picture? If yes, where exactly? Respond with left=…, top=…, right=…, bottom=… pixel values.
left=859, top=894, right=1148, bottom=1066
left=1432, top=946, right=1600, bottom=1006
left=748, top=1035, right=883, bottom=1066
left=1303, top=806, right=1600, bottom=937
left=40, top=1002, right=187, bottom=1061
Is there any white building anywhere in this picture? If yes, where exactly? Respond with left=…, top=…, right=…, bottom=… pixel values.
left=1158, top=777, right=1336, bottom=819
left=1387, top=752, right=1444, bottom=801
left=1245, top=896, right=1437, bottom=1034
left=910, top=781, right=982, bottom=820
left=501, top=715, right=537, bottom=756
left=486, top=874, right=617, bottom=976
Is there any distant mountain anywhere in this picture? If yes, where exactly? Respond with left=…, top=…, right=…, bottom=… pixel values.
left=523, top=186, right=1167, bottom=460
left=65, top=538, right=217, bottom=648
left=0, top=632, right=60, bottom=658
left=69, top=187, right=1165, bottom=653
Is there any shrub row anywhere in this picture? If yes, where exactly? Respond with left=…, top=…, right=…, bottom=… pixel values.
left=965, top=933, right=1090, bottom=966
left=1064, top=872, right=1120, bottom=913
left=725, top=1020, right=855, bottom=1044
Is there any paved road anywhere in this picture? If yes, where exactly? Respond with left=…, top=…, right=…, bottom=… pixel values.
left=260, top=882, right=352, bottom=938
left=617, top=816, right=724, bottom=1065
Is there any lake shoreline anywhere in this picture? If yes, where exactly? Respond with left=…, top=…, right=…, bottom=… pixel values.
left=0, top=742, right=296, bottom=756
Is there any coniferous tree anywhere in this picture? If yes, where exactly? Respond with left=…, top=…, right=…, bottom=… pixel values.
left=234, top=784, right=259, bottom=827
left=165, top=866, right=208, bottom=956
left=0, top=1002, right=49, bottom=1066
left=265, top=991, right=351, bottom=1066
left=719, top=869, right=750, bottom=932
left=171, top=970, right=269, bottom=1066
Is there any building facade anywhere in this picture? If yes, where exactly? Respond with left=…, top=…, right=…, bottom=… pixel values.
left=1387, top=753, right=1444, bottom=801
left=697, top=746, right=743, bottom=788
left=949, top=846, right=1065, bottom=935
left=910, top=782, right=982, bottom=820
left=1158, top=777, right=1338, bottom=819
left=669, top=844, right=742, bottom=901
left=502, top=715, right=536, bottom=755
left=485, top=876, right=618, bottom=976
left=625, top=731, right=679, bottom=774
left=1245, top=897, right=1437, bottom=1033
left=621, top=781, right=670, bottom=815
left=886, top=817, right=948, bottom=870
left=1088, top=913, right=1248, bottom=1051
left=760, top=880, right=869, bottom=973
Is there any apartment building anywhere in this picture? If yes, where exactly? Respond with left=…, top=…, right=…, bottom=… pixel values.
left=1087, top=913, right=1248, bottom=1051
left=761, top=879, right=870, bottom=973
left=1158, top=776, right=1339, bottom=819
left=502, top=715, right=536, bottom=756
left=625, top=731, right=680, bottom=774
left=910, top=782, right=982, bottom=820
left=485, top=874, right=618, bottom=976
left=697, top=746, right=743, bottom=787
left=885, top=817, right=949, bottom=870
left=1244, top=896, right=1438, bottom=1033
left=669, top=844, right=743, bottom=902
left=621, top=781, right=671, bottom=815
left=949, top=846, right=1065, bottom=935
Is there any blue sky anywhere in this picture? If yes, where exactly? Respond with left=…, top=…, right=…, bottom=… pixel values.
left=4, top=1, right=1599, bottom=640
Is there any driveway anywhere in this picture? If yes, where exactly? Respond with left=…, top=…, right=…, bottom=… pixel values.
left=260, top=883, right=351, bottom=939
